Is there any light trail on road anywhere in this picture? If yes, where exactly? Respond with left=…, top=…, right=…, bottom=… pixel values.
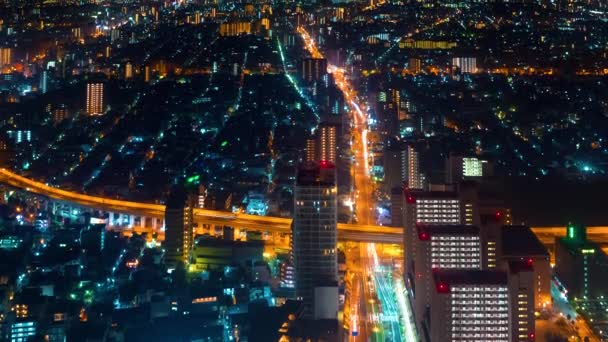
left=367, top=243, right=418, bottom=342
left=297, top=26, right=409, bottom=342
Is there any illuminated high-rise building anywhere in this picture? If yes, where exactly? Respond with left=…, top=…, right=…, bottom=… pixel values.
left=413, top=225, right=481, bottom=334
left=164, top=187, right=195, bottom=267
left=304, top=123, right=337, bottom=163
left=384, top=146, right=404, bottom=191
left=452, top=57, right=477, bottom=74
left=110, top=29, right=120, bottom=43
left=403, top=189, right=461, bottom=287
left=408, top=57, right=421, bottom=74
left=293, top=161, right=338, bottom=319
left=197, top=184, right=207, bottom=209
left=9, top=321, right=37, bottom=341
left=406, top=145, right=424, bottom=190
left=299, top=57, right=327, bottom=83
left=385, top=143, right=424, bottom=193
left=219, top=21, right=252, bottom=37
left=52, top=105, right=69, bottom=125
left=317, top=123, right=336, bottom=163
left=125, top=62, right=133, bottom=79
left=430, top=271, right=511, bottom=342
left=0, top=47, right=11, bottom=66
left=86, top=83, right=104, bottom=115
left=446, top=154, right=493, bottom=183
left=501, top=226, right=552, bottom=311
left=71, top=27, right=81, bottom=40
left=144, top=65, right=151, bottom=83
left=304, top=138, right=316, bottom=162
left=39, top=70, right=48, bottom=94
left=555, top=224, right=608, bottom=301
left=428, top=262, right=536, bottom=342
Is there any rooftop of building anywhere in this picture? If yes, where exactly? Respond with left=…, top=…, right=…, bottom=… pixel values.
left=165, top=186, right=188, bottom=209
left=296, top=161, right=336, bottom=187
left=557, top=236, right=604, bottom=257
left=508, top=259, right=535, bottom=274
left=404, top=189, right=458, bottom=198
left=501, top=225, right=549, bottom=258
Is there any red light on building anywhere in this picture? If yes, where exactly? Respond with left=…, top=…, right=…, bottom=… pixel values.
left=406, top=194, right=416, bottom=204
left=494, top=211, right=502, bottom=221
left=528, top=332, right=535, bottom=340
left=319, top=160, right=333, bottom=168
left=436, top=282, right=450, bottom=294
left=418, top=231, right=429, bottom=241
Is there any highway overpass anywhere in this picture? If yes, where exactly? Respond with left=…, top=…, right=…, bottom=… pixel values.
left=2, top=169, right=608, bottom=246
left=0, top=168, right=402, bottom=242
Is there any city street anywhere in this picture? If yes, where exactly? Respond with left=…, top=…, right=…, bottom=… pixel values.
left=296, top=25, right=415, bottom=342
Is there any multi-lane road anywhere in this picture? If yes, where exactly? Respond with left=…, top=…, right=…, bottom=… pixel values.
left=296, top=25, right=410, bottom=342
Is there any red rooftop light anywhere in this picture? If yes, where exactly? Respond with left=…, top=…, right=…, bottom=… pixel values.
left=406, top=194, right=416, bottom=204
left=528, top=332, right=535, bottom=340
left=494, top=211, right=502, bottom=221
left=319, top=160, right=332, bottom=168
left=436, top=282, right=450, bottom=294
left=418, top=231, right=430, bottom=241
left=525, top=258, right=533, bottom=267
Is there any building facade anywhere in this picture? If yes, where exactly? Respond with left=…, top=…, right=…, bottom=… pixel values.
left=293, top=161, right=338, bottom=319
left=86, top=83, right=104, bottom=115
left=164, top=187, right=195, bottom=267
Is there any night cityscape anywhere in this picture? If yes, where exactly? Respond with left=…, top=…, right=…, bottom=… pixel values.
left=0, top=0, right=607, bottom=341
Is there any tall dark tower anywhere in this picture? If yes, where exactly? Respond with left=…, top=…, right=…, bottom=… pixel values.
left=293, top=161, right=338, bottom=319
left=164, top=186, right=194, bottom=268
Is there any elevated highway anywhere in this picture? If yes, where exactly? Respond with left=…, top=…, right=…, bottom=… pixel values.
left=0, top=169, right=402, bottom=242
left=2, top=169, right=608, bottom=246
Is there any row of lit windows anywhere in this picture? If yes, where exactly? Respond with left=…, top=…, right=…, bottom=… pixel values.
left=432, top=243, right=479, bottom=249
left=416, top=204, right=460, bottom=211
left=432, top=259, right=480, bottom=265
left=452, top=286, right=507, bottom=292
left=418, top=199, right=459, bottom=204
left=432, top=243, right=479, bottom=248
left=451, top=301, right=509, bottom=307
left=451, top=313, right=509, bottom=319
left=451, top=321, right=509, bottom=328
left=451, top=335, right=508, bottom=342
left=431, top=256, right=480, bottom=263
left=432, top=263, right=479, bottom=269
left=431, top=236, right=479, bottom=241
left=418, top=219, right=461, bottom=224
left=417, top=209, right=460, bottom=214
left=431, top=250, right=479, bottom=256
left=432, top=248, right=480, bottom=255
left=433, top=255, right=479, bottom=262
left=451, top=293, right=507, bottom=299
left=417, top=209, right=460, bottom=215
